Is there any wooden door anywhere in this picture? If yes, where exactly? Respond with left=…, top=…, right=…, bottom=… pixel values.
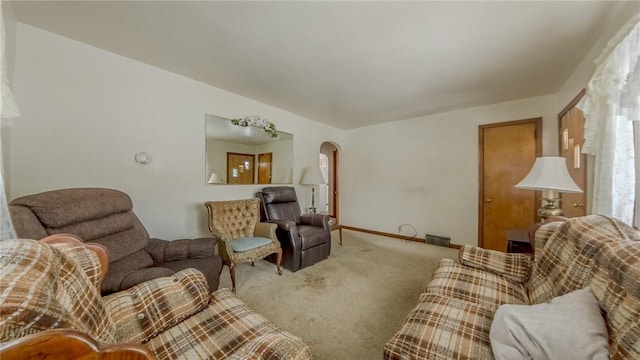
left=227, top=152, right=255, bottom=184
left=258, top=152, right=273, bottom=184
left=332, top=149, right=339, bottom=221
left=559, top=90, right=587, bottom=217
left=479, top=119, right=541, bottom=251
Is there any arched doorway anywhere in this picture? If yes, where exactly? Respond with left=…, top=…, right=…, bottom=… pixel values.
left=319, top=142, right=340, bottom=222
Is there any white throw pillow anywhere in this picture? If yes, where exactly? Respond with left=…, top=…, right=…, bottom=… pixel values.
left=490, top=287, right=609, bottom=360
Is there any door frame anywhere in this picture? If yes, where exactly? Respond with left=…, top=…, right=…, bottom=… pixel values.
left=557, top=89, right=585, bottom=150
left=557, top=89, right=587, bottom=217
left=332, top=149, right=339, bottom=221
left=319, top=142, right=340, bottom=222
left=478, top=117, right=542, bottom=247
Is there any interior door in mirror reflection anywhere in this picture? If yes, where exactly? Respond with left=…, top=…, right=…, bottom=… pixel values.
left=258, top=153, right=273, bottom=184
left=227, top=152, right=255, bottom=184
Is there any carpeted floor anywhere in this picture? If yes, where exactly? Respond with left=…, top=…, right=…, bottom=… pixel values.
left=218, top=229, right=457, bottom=360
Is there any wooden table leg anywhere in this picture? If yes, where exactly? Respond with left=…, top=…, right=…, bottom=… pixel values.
left=331, top=224, right=343, bottom=246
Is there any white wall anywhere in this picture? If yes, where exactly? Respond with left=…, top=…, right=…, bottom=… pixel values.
left=341, top=95, right=559, bottom=246
left=558, top=1, right=640, bottom=107
left=339, top=2, right=639, bottom=247
left=10, top=23, right=342, bottom=238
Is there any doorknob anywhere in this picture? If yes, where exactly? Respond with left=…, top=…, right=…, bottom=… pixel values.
left=485, top=199, right=492, bottom=203
left=573, top=203, right=585, bottom=208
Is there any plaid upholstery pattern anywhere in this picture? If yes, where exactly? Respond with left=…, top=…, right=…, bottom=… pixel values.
left=1, top=239, right=311, bottom=359
left=52, top=242, right=104, bottom=289
left=528, top=215, right=640, bottom=303
left=527, top=215, right=640, bottom=359
left=588, top=260, right=640, bottom=359
left=426, top=259, right=528, bottom=310
left=104, top=268, right=211, bottom=343
left=0, top=239, right=116, bottom=343
left=532, top=220, right=565, bottom=251
left=387, top=215, right=640, bottom=360
left=384, top=293, right=494, bottom=360
left=144, top=288, right=312, bottom=360
left=458, top=246, right=531, bottom=283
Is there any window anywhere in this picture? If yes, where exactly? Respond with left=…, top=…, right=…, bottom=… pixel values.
left=578, top=15, right=640, bottom=226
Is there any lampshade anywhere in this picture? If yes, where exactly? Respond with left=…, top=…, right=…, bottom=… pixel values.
left=207, top=173, right=223, bottom=184
left=515, top=157, right=582, bottom=193
left=300, top=166, right=326, bottom=185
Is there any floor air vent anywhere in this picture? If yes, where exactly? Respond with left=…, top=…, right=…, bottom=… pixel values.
left=425, top=234, right=450, bottom=247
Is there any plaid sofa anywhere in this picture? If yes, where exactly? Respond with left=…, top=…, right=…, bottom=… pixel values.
left=0, top=238, right=312, bottom=359
left=384, top=215, right=640, bottom=360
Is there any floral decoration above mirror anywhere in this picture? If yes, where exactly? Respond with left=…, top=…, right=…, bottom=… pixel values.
left=231, top=115, right=279, bottom=139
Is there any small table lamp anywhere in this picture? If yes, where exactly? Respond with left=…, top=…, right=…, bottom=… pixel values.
left=300, top=166, right=327, bottom=213
left=515, top=156, right=583, bottom=218
left=208, top=173, right=223, bottom=184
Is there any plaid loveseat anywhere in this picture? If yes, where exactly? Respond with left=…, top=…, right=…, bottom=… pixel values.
left=0, top=238, right=312, bottom=359
left=384, top=215, right=640, bottom=360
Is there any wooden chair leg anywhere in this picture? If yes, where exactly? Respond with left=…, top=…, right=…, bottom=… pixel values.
left=229, top=264, right=236, bottom=293
left=276, top=249, right=283, bottom=275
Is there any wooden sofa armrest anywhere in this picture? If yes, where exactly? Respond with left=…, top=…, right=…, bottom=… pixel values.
left=0, top=328, right=153, bottom=360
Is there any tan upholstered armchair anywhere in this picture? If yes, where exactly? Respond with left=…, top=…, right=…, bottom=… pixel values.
left=205, top=198, right=282, bottom=292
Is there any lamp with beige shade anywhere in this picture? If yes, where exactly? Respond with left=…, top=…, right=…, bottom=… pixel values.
left=515, top=156, right=583, bottom=218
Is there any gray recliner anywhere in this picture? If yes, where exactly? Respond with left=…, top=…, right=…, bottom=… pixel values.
left=9, top=187, right=223, bottom=294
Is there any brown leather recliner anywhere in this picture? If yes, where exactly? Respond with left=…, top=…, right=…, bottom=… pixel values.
left=9, top=187, right=223, bottom=294
left=256, top=186, right=331, bottom=272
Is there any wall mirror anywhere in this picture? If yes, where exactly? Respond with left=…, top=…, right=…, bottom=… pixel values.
left=205, top=114, right=293, bottom=185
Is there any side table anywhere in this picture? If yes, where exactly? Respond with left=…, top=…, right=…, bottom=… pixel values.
left=506, top=229, right=532, bottom=254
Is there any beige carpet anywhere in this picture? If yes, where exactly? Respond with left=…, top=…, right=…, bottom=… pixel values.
left=218, top=230, right=457, bottom=360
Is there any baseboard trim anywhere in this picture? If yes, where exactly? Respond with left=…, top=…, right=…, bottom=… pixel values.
left=341, top=225, right=462, bottom=249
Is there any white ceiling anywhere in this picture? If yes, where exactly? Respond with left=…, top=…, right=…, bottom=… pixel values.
left=9, top=1, right=624, bottom=129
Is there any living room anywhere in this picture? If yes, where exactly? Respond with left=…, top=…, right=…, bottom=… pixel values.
left=1, top=1, right=635, bottom=247
left=1, top=1, right=640, bottom=359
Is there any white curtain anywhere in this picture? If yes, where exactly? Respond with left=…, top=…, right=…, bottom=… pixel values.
left=0, top=0, right=20, bottom=239
left=0, top=0, right=18, bottom=122
left=578, top=13, right=640, bottom=226
left=634, top=122, right=640, bottom=226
